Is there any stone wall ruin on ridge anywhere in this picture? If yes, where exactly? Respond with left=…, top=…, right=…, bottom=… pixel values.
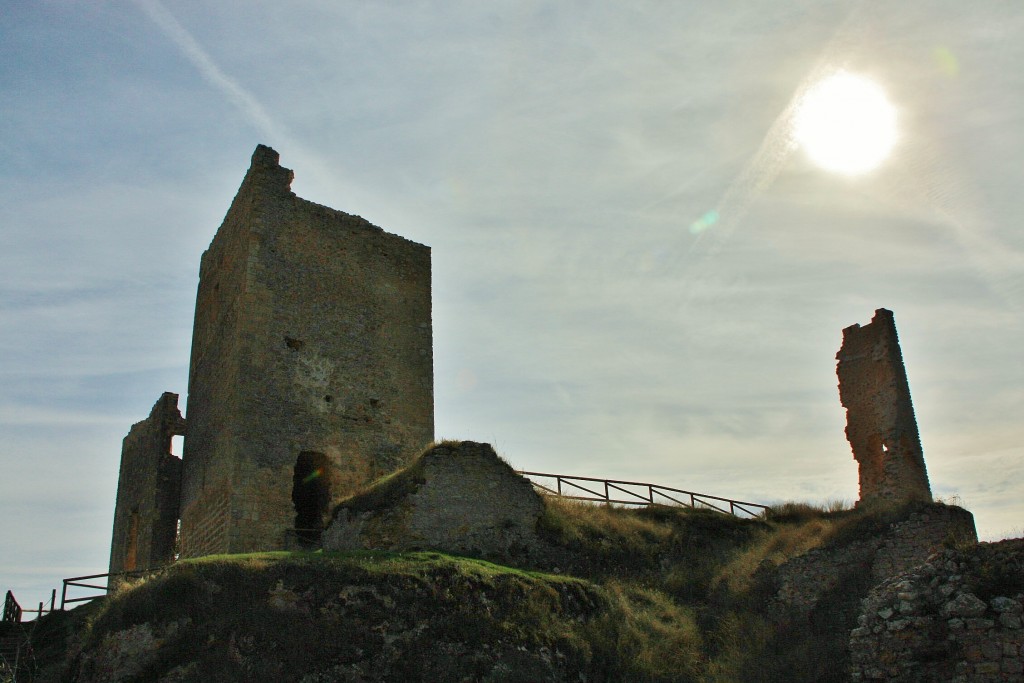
left=108, top=392, right=185, bottom=575
left=836, top=308, right=931, bottom=507
left=323, top=441, right=544, bottom=561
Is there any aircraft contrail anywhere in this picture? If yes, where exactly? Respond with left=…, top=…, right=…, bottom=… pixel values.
left=133, top=0, right=280, bottom=141
left=132, top=0, right=360, bottom=208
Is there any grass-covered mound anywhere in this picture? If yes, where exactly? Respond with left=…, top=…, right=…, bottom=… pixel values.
left=41, top=550, right=712, bottom=683
left=22, top=498, right=979, bottom=683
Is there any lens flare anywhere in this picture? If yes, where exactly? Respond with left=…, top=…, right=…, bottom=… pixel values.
left=302, top=468, right=322, bottom=484
left=689, top=209, right=720, bottom=235
left=933, top=46, right=959, bottom=77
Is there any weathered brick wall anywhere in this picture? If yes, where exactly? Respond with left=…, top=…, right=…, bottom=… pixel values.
left=850, top=540, right=1024, bottom=682
left=837, top=309, right=932, bottom=506
left=109, top=393, right=185, bottom=573
left=179, top=145, right=433, bottom=557
left=323, top=441, right=544, bottom=561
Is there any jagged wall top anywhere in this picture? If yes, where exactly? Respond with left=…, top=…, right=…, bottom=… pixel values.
left=837, top=308, right=931, bottom=506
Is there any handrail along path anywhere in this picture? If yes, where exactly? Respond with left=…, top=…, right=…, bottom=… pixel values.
left=516, top=471, right=768, bottom=518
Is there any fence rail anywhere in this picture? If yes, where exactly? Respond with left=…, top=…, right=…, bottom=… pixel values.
left=3, top=589, right=56, bottom=624
left=60, top=568, right=163, bottom=610
left=516, top=471, right=768, bottom=518
left=2, top=591, right=21, bottom=624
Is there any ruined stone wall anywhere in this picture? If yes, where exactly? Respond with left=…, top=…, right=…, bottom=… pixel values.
left=837, top=309, right=932, bottom=506
left=323, top=441, right=543, bottom=561
left=109, top=393, right=185, bottom=574
left=770, top=504, right=977, bottom=617
left=179, top=145, right=433, bottom=558
left=850, top=540, right=1024, bottom=682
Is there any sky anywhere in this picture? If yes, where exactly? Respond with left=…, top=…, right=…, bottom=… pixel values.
left=2, top=1, right=1023, bottom=606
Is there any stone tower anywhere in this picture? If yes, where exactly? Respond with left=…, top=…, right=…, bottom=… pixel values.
left=836, top=308, right=931, bottom=507
left=108, top=392, right=185, bottom=574
left=176, top=145, right=433, bottom=557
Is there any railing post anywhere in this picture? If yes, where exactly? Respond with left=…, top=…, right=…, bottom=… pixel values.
left=60, top=579, right=68, bottom=610
left=557, top=477, right=562, bottom=496
left=604, top=480, right=609, bottom=503
left=50, top=588, right=56, bottom=613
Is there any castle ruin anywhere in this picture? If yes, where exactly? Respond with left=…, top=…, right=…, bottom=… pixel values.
left=108, top=392, right=185, bottom=574
left=836, top=308, right=931, bottom=507
left=109, top=145, right=433, bottom=572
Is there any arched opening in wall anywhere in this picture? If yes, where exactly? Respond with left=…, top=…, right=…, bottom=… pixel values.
left=292, top=451, right=332, bottom=547
left=170, top=435, right=184, bottom=458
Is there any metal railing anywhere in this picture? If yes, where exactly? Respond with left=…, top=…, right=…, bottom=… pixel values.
left=60, top=568, right=163, bottom=610
left=3, top=589, right=56, bottom=624
left=2, top=591, right=21, bottom=624
left=517, top=471, right=769, bottom=518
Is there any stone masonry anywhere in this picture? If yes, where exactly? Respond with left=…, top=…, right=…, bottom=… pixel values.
left=108, top=393, right=185, bottom=574
left=177, top=145, right=433, bottom=558
left=770, top=503, right=977, bottom=618
left=110, top=145, right=433, bottom=566
left=323, top=441, right=544, bottom=561
left=850, top=540, right=1024, bottom=682
left=837, top=309, right=932, bottom=507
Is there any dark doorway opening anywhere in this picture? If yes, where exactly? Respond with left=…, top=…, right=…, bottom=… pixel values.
left=292, top=451, right=332, bottom=547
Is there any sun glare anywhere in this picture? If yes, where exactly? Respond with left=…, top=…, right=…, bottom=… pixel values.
left=793, top=71, right=897, bottom=175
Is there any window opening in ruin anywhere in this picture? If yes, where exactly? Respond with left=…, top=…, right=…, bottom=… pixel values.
left=292, top=451, right=331, bottom=547
left=170, top=435, right=184, bottom=457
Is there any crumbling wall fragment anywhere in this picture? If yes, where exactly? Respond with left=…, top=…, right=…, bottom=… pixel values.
left=836, top=308, right=931, bottom=506
left=109, top=392, right=185, bottom=574
left=323, top=441, right=543, bottom=561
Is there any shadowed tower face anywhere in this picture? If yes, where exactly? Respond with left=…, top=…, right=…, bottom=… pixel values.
left=836, top=309, right=931, bottom=507
left=177, top=145, right=433, bottom=558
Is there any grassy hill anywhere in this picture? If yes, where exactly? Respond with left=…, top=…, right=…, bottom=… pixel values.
left=6, top=498, right=984, bottom=683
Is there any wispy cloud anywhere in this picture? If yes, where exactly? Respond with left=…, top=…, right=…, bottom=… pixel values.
left=132, top=0, right=280, bottom=141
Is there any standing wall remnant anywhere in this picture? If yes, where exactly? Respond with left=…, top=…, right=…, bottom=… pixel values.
left=323, top=441, right=544, bottom=561
left=177, top=145, right=433, bottom=558
left=108, top=392, right=185, bottom=574
left=836, top=308, right=931, bottom=507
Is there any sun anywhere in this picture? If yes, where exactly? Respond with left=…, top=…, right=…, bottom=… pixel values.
left=793, top=71, right=897, bottom=175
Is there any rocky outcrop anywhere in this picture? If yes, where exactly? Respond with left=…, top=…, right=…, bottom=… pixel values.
left=62, top=554, right=605, bottom=683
